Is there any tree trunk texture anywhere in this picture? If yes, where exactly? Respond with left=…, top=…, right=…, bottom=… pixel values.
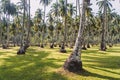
left=64, top=0, right=88, bottom=72
left=60, top=43, right=67, bottom=53
left=6, top=15, right=10, bottom=47
left=87, top=43, right=90, bottom=48
left=50, top=43, right=54, bottom=48
left=25, top=0, right=31, bottom=49
left=17, top=0, right=26, bottom=54
left=17, top=45, right=29, bottom=55
left=0, top=26, right=2, bottom=45
left=40, top=44, right=44, bottom=48
left=82, top=39, right=87, bottom=50
left=100, top=0, right=107, bottom=51
left=60, top=0, right=68, bottom=53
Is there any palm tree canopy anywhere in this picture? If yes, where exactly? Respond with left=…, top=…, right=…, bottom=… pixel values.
left=40, top=0, right=52, bottom=6
left=96, top=0, right=113, bottom=13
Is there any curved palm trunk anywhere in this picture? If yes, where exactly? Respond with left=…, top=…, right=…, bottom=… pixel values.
left=64, top=0, right=88, bottom=72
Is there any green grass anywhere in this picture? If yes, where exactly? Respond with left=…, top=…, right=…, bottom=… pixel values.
left=0, top=45, right=120, bottom=80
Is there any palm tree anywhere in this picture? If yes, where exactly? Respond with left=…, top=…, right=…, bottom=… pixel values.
left=7, top=3, right=17, bottom=47
left=47, top=13, right=54, bottom=48
left=39, top=0, right=52, bottom=48
left=50, top=0, right=59, bottom=46
left=25, top=0, right=31, bottom=47
left=1, top=0, right=17, bottom=48
left=96, top=0, right=113, bottom=51
left=0, top=8, right=2, bottom=45
left=67, top=3, right=76, bottom=48
left=58, top=0, right=67, bottom=53
left=34, top=8, right=43, bottom=46
left=64, top=0, right=90, bottom=72
left=17, top=0, right=27, bottom=54
left=82, top=5, right=93, bottom=49
left=40, top=0, right=52, bottom=23
left=0, top=0, right=10, bottom=48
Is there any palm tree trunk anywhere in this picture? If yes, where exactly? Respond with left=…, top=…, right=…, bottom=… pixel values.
left=100, top=1, right=107, bottom=51
left=64, top=0, right=88, bottom=72
left=6, top=15, right=10, bottom=47
left=0, top=15, right=2, bottom=45
left=60, top=0, right=67, bottom=53
left=0, top=26, right=2, bottom=45
left=26, top=0, right=31, bottom=48
left=17, top=0, right=26, bottom=54
left=40, top=3, right=46, bottom=48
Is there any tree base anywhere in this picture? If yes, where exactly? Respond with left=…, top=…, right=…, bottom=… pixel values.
left=54, top=44, right=57, bottom=47
left=2, top=44, right=8, bottom=49
left=17, top=46, right=26, bottom=55
left=109, top=44, right=113, bottom=47
left=40, top=44, right=44, bottom=48
left=87, top=44, right=90, bottom=48
left=59, top=44, right=61, bottom=47
left=60, top=49, right=67, bottom=53
left=17, top=44, right=29, bottom=55
left=70, top=46, right=73, bottom=49
left=100, top=46, right=107, bottom=51
left=50, top=43, right=54, bottom=48
left=64, top=58, right=82, bottom=72
left=82, top=47, right=87, bottom=50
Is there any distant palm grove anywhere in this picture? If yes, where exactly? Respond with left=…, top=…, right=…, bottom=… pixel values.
left=0, top=0, right=120, bottom=72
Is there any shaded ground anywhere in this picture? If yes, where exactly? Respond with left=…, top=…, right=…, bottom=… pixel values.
left=0, top=45, right=120, bottom=80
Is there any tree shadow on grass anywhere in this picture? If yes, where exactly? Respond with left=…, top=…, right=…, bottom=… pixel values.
left=89, top=66, right=120, bottom=75
left=0, top=48, right=68, bottom=80
left=82, top=49, right=106, bottom=54
left=80, top=54, right=120, bottom=80
left=106, top=50, right=120, bottom=53
left=76, top=69, right=120, bottom=80
left=83, top=55, right=120, bottom=69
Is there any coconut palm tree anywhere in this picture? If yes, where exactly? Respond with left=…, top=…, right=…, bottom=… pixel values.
left=47, top=13, right=54, bottom=48
left=58, top=0, right=67, bottom=53
left=0, top=8, right=2, bottom=45
left=17, top=0, right=28, bottom=54
left=39, top=0, right=52, bottom=48
left=67, top=3, right=76, bottom=48
left=34, top=8, right=43, bottom=46
left=64, top=0, right=90, bottom=72
left=50, top=0, right=59, bottom=46
left=96, top=0, right=113, bottom=51
left=1, top=0, right=17, bottom=48
left=25, top=0, right=31, bottom=47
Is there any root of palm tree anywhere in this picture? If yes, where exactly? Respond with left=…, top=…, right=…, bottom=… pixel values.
left=60, top=43, right=67, bottom=53
left=87, top=44, right=90, bottom=48
left=40, top=44, right=44, bottom=48
left=2, top=44, right=8, bottom=49
left=64, top=52, right=82, bottom=72
left=50, top=43, right=54, bottom=48
left=17, top=45, right=29, bottom=55
left=82, top=47, right=87, bottom=50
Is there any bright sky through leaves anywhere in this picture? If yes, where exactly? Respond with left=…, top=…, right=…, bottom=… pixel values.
left=11, top=0, right=120, bottom=17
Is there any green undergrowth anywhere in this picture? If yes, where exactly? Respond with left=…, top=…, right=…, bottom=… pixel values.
left=0, top=45, right=120, bottom=80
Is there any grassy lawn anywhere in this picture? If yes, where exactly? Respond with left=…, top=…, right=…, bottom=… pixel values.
left=0, top=45, right=120, bottom=80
